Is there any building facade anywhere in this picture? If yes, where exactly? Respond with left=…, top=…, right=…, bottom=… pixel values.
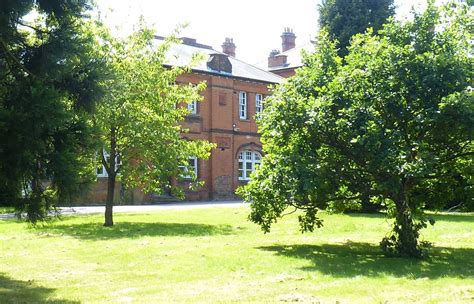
left=79, top=37, right=282, bottom=204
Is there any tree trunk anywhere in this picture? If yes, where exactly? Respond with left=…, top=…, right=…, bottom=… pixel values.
left=394, top=194, right=420, bottom=257
left=104, top=127, right=117, bottom=227
left=104, top=172, right=115, bottom=227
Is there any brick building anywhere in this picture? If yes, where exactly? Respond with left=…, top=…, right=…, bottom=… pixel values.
left=81, top=36, right=283, bottom=204
left=260, top=28, right=314, bottom=78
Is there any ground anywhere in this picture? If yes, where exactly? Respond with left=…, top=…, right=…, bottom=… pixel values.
left=0, top=205, right=473, bottom=303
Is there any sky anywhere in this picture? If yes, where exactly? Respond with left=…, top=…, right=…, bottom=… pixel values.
left=95, top=0, right=430, bottom=65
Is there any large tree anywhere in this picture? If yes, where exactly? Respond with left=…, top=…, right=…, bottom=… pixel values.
left=0, top=0, right=105, bottom=223
left=95, top=25, right=214, bottom=227
left=319, top=0, right=395, bottom=58
left=239, top=2, right=473, bottom=257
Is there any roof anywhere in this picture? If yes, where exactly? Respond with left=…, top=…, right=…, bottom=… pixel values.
left=256, top=42, right=315, bottom=72
left=154, top=37, right=284, bottom=84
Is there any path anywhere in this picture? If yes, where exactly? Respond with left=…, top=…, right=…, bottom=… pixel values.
left=0, top=200, right=246, bottom=220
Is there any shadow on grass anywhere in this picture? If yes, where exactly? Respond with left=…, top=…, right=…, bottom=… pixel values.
left=344, top=212, right=474, bottom=223
left=41, top=221, right=235, bottom=240
left=430, top=213, right=474, bottom=223
left=0, top=274, right=78, bottom=303
left=258, top=242, right=474, bottom=279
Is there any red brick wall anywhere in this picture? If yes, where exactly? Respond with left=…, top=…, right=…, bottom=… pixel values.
left=179, top=72, right=271, bottom=200
left=75, top=178, right=151, bottom=205
left=77, top=72, right=272, bottom=204
left=268, top=55, right=288, bottom=68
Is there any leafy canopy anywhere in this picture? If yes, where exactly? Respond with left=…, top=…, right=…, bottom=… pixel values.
left=94, top=22, right=215, bottom=226
left=0, top=0, right=106, bottom=223
left=239, top=2, right=473, bottom=257
left=318, top=0, right=395, bottom=58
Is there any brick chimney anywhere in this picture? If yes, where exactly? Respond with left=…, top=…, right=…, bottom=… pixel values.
left=281, top=27, right=296, bottom=52
left=221, top=37, right=236, bottom=57
left=268, top=50, right=288, bottom=68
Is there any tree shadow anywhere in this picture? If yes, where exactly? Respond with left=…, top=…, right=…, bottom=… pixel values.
left=430, top=213, right=474, bottom=223
left=0, top=273, right=79, bottom=303
left=258, top=242, right=474, bottom=279
left=344, top=212, right=474, bottom=223
left=40, top=221, right=236, bottom=240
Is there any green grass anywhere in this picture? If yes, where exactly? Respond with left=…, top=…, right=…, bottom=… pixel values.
left=0, top=207, right=473, bottom=303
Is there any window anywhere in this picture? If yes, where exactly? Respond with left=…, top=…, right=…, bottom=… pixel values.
left=96, top=161, right=107, bottom=177
left=96, top=150, right=121, bottom=177
left=239, top=91, right=247, bottom=120
left=179, top=156, right=198, bottom=179
left=238, top=151, right=261, bottom=181
left=256, top=94, right=263, bottom=115
left=187, top=101, right=197, bottom=114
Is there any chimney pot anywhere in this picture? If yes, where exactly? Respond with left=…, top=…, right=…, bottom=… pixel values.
left=222, top=37, right=236, bottom=57
left=281, top=28, right=296, bottom=52
left=269, top=49, right=280, bottom=57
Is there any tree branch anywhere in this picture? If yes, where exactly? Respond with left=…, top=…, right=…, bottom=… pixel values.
left=325, top=194, right=362, bottom=203
left=442, top=151, right=474, bottom=163
left=0, top=37, right=36, bottom=79
left=16, top=20, right=50, bottom=34
left=100, top=149, right=110, bottom=175
left=281, top=207, right=298, bottom=217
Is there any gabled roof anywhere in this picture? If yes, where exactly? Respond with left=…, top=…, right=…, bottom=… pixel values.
left=154, top=37, right=284, bottom=84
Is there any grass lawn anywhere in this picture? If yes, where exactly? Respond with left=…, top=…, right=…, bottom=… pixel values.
left=0, top=206, right=473, bottom=303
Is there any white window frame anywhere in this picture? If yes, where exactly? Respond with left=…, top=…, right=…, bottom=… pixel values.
left=179, top=156, right=198, bottom=179
left=255, top=94, right=263, bottom=115
left=239, top=91, right=247, bottom=120
left=187, top=100, right=197, bottom=114
left=238, top=151, right=261, bottom=181
left=97, top=150, right=121, bottom=178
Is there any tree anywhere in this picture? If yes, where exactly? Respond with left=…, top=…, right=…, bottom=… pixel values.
left=95, top=25, right=214, bottom=227
left=238, top=2, right=473, bottom=257
left=318, top=0, right=395, bottom=58
left=319, top=0, right=395, bottom=212
left=0, top=0, right=105, bottom=223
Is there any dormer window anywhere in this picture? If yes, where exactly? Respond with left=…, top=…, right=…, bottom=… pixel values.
left=207, top=53, right=232, bottom=73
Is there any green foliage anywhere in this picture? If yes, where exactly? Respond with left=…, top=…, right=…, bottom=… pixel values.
left=94, top=23, right=215, bottom=225
left=0, top=0, right=105, bottom=223
left=239, top=2, right=473, bottom=257
left=318, top=0, right=395, bottom=58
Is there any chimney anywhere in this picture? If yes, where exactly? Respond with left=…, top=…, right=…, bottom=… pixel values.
left=221, top=37, right=236, bottom=57
left=281, top=27, right=296, bottom=52
left=268, top=50, right=287, bottom=68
